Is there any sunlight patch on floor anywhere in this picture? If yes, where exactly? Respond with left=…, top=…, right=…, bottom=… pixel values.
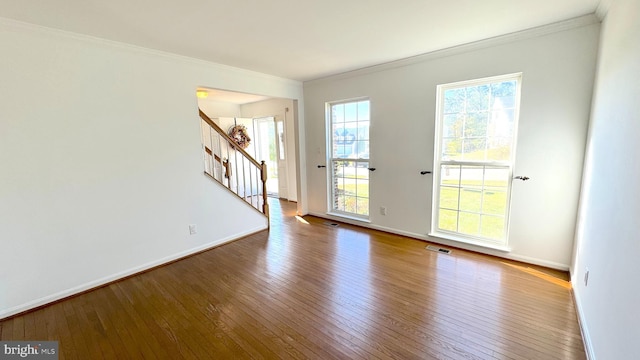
left=294, top=215, right=309, bottom=224
left=502, top=262, right=572, bottom=289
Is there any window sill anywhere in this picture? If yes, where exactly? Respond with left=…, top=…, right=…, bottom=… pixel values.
left=326, top=212, right=371, bottom=223
left=428, top=231, right=511, bottom=252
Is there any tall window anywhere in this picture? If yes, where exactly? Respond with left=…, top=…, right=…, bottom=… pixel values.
left=432, top=74, right=521, bottom=246
left=328, top=99, right=370, bottom=218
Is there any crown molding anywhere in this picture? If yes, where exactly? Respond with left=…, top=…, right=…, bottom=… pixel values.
left=305, top=14, right=600, bottom=86
left=0, top=16, right=302, bottom=88
left=595, top=0, right=614, bottom=20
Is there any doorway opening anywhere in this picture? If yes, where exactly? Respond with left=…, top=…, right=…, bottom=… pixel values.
left=254, top=117, right=280, bottom=197
left=195, top=87, right=298, bottom=202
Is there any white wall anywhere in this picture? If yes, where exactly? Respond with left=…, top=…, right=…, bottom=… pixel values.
left=198, top=99, right=241, bottom=118
left=0, top=18, right=303, bottom=319
left=572, top=0, right=640, bottom=358
left=241, top=98, right=299, bottom=201
left=303, top=17, right=599, bottom=269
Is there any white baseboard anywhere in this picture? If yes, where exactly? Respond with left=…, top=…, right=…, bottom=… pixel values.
left=308, top=212, right=569, bottom=271
left=503, top=253, right=570, bottom=271
left=571, top=274, right=596, bottom=360
left=0, top=225, right=266, bottom=320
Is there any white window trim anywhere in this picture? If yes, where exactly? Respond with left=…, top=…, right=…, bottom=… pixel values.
left=431, top=73, right=522, bottom=249
left=325, top=97, right=371, bottom=221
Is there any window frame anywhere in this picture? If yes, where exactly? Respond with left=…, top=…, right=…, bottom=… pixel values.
left=431, top=73, right=522, bottom=248
left=326, top=97, right=371, bottom=220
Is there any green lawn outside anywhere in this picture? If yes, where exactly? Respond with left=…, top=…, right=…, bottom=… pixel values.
left=335, top=179, right=369, bottom=216
left=333, top=174, right=508, bottom=241
left=438, top=184, right=507, bottom=240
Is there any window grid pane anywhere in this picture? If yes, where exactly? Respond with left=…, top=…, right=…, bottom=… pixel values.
left=437, top=164, right=510, bottom=241
left=329, top=99, right=370, bottom=218
left=435, top=75, right=519, bottom=244
left=440, top=80, right=518, bottom=162
left=331, top=160, right=370, bottom=216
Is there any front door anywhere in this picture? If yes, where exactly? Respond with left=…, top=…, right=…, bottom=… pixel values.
left=254, top=117, right=280, bottom=197
left=275, top=117, right=289, bottom=198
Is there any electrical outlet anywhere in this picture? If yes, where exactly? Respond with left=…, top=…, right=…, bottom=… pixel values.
left=189, top=224, right=197, bottom=235
left=584, top=268, right=589, bottom=286
left=380, top=207, right=387, bottom=215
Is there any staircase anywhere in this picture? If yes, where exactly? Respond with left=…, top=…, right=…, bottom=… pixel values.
left=199, top=109, right=269, bottom=219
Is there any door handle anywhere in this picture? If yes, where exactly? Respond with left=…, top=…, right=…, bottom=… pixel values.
left=368, top=167, right=376, bottom=171
left=420, top=171, right=432, bottom=175
left=317, top=165, right=326, bottom=168
left=514, top=176, right=530, bottom=181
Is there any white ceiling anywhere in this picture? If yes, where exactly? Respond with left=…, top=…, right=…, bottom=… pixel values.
left=0, top=0, right=602, bottom=81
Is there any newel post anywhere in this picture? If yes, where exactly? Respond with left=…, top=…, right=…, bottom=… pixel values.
left=261, top=161, right=269, bottom=221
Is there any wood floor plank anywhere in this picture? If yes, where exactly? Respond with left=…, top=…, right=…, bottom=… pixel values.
left=113, top=280, right=197, bottom=359
left=213, top=240, right=415, bottom=360
left=211, top=235, right=496, bottom=358
left=0, top=198, right=586, bottom=359
left=11, top=315, right=24, bottom=339
left=225, top=233, right=496, bottom=358
left=145, top=269, right=247, bottom=359
left=232, top=250, right=492, bottom=358
left=0, top=320, right=7, bottom=340
left=50, top=303, right=76, bottom=359
left=153, top=277, right=255, bottom=359
left=191, top=243, right=380, bottom=358
left=205, top=252, right=404, bottom=360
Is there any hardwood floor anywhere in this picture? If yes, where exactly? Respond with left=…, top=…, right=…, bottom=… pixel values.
left=1, top=198, right=586, bottom=359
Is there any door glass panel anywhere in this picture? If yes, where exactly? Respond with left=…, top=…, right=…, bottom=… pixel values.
left=277, top=121, right=285, bottom=160
left=255, top=117, right=278, bottom=196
